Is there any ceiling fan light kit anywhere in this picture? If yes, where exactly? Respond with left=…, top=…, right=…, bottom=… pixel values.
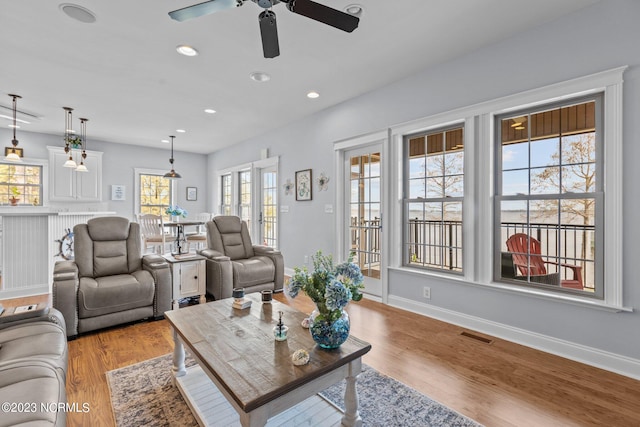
left=169, top=0, right=360, bottom=58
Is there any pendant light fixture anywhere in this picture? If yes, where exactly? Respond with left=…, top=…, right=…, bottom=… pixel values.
left=163, top=135, right=181, bottom=179
left=75, top=117, right=89, bottom=172
left=63, top=107, right=77, bottom=168
left=5, top=94, right=23, bottom=163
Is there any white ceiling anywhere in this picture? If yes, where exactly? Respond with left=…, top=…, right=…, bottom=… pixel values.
left=1, top=0, right=597, bottom=154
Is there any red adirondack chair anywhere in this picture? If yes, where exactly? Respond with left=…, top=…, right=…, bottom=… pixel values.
left=506, top=233, right=583, bottom=290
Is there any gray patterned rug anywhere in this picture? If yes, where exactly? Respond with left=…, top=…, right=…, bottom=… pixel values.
left=107, top=353, right=482, bottom=427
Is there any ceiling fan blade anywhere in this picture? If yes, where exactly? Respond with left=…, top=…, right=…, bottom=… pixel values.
left=169, top=0, right=239, bottom=22
left=259, top=10, right=280, bottom=58
left=286, top=0, right=359, bottom=33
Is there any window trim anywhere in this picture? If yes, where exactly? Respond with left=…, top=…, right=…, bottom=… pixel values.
left=390, top=66, right=627, bottom=312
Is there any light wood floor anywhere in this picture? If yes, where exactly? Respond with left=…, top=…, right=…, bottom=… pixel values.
left=13, top=293, right=639, bottom=426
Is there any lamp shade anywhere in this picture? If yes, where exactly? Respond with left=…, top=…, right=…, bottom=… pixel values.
left=163, top=169, right=182, bottom=179
left=5, top=150, right=21, bottom=163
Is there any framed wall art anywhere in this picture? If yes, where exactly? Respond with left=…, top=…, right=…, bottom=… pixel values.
left=111, top=184, right=126, bottom=201
left=186, top=186, right=197, bottom=201
left=295, top=169, right=312, bottom=201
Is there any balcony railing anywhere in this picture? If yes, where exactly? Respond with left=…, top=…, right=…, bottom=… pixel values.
left=350, top=217, right=596, bottom=289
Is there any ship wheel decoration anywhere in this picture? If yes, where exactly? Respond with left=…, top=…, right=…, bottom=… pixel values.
left=55, top=228, right=74, bottom=260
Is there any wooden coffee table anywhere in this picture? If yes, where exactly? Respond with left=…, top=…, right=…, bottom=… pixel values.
left=165, top=293, right=371, bottom=427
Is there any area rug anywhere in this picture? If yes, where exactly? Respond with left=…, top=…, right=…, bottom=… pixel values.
left=107, top=353, right=482, bottom=427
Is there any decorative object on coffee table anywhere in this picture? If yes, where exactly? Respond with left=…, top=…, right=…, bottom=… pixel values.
left=291, top=349, right=310, bottom=365
left=288, top=251, right=364, bottom=349
left=273, top=310, right=288, bottom=341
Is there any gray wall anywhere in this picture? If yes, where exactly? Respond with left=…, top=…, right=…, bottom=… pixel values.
left=207, top=0, right=640, bottom=361
left=1, top=129, right=208, bottom=220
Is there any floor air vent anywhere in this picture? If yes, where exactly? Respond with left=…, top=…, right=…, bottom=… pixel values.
left=460, top=331, right=493, bottom=344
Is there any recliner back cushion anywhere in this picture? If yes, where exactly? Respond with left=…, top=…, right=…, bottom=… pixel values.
left=74, top=217, right=143, bottom=278
left=211, top=216, right=254, bottom=260
left=93, top=241, right=129, bottom=277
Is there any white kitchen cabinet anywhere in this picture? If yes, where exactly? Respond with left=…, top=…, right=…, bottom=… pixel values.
left=47, top=146, right=102, bottom=201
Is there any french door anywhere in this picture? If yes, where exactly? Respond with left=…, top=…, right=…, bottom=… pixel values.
left=344, top=143, right=383, bottom=297
left=259, top=165, right=278, bottom=248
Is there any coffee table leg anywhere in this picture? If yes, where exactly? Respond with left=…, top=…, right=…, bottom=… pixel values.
left=342, top=359, right=363, bottom=427
left=172, top=328, right=187, bottom=383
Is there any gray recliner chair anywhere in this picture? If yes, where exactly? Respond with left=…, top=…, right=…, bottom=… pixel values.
left=198, top=216, right=284, bottom=300
left=52, top=216, right=172, bottom=338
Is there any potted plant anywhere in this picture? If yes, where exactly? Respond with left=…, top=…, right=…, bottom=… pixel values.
left=9, top=187, right=21, bottom=206
left=288, top=251, right=364, bottom=349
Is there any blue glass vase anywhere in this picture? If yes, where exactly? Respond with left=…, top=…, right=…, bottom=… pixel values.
left=309, top=309, right=350, bottom=349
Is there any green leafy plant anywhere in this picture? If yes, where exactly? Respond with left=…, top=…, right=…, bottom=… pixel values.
left=288, top=251, right=364, bottom=323
left=10, top=187, right=21, bottom=197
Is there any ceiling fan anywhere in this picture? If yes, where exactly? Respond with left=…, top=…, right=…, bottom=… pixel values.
left=168, top=0, right=360, bottom=58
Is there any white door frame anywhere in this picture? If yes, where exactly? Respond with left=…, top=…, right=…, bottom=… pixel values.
left=334, top=129, right=390, bottom=303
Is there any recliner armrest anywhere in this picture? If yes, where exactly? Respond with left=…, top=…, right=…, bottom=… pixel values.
left=252, top=245, right=284, bottom=293
left=141, top=254, right=172, bottom=316
left=142, top=254, right=169, bottom=269
left=52, top=261, right=79, bottom=337
left=198, top=249, right=233, bottom=300
left=198, top=248, right=228, bottom=260
left=253, top=245, right=281, bottom=255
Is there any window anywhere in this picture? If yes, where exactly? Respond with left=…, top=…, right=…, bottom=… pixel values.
left=239, top=170, right=251, bottom=227
left=220, top=174, right=232, bottom=215
left=1, top=162, right=43, bottom=206
left=136, top=170, right=173, bottom=220
left=217, top=157, right=279, bottom=248
left=496, top=97, right=602, bottom=297
left=404, top=125, right=464, bottom=272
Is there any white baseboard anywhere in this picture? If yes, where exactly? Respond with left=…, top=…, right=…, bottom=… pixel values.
left=388, top=294, right=640, bottom=381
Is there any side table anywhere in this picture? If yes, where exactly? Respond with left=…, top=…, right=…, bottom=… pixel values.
left=162, top=253, right=206, bottom=310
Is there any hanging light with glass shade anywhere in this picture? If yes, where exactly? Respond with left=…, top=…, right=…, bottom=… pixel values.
left=63, top=107, right=78, bottom=168
left=5, top=94, right=23, bottom=163
left=163, top=135, right=182, bottom=179
left=75, top=117, right=89, bottom=172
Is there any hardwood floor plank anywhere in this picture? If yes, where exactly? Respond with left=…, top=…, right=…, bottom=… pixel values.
left=62, top=293, right=640, bottom=427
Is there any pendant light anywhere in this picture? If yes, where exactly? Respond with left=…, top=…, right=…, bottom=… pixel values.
left=163, top=135, right=181, bottom=179
left=75, top=118, right=89, bottom=172
left=5, top=94, right=23, bottom=163
left=63, top=107, right=77, bottom=168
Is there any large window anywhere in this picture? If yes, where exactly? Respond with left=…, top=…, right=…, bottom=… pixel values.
left=404, top=125, right=464, bottom=272
left=496, top=97, right=601, bottom=297
left=138, top=173, right=173, bottom=219
left=1, top=162, right=43, bottom=206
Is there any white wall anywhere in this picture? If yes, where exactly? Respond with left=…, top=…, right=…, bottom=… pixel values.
left=0, top=129, right=208, bottom=220
left=207, top=0, right=640, bottom=370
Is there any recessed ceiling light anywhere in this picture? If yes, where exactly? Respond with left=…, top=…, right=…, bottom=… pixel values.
left=0, top=114, right=30, bottom=124
left=176, top=45, right=199, bottom=56
left=8, top=124, right=20, bottom=129
left=204, top=109, right=217, bottom=114
left=161, top=139, right=169, bottom=143
left=307, top=91, right=320, bottom=99
left=249, top=71, right=271, bottom=82
left=59, top=3, right=96, bottom=23
left=344, top=4, right=363, bottom=17
left=176, top=129, right=186, bottom=133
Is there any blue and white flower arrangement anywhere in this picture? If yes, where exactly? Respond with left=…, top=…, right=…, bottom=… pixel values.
left=165, top=205, right=188, bottom=218
left=288, top=250, right=364, bottom=324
